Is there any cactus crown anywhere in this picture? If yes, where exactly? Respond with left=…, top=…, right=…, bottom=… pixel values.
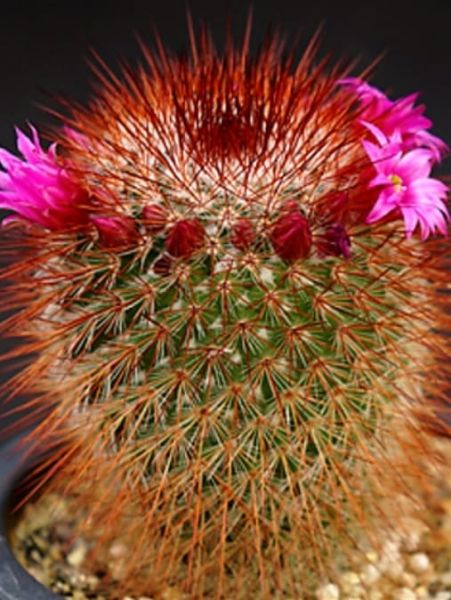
left=0, top=21, right=449, bottom=599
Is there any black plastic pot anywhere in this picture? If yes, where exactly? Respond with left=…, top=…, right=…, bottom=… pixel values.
left=0, top=436, right=60, bottom=599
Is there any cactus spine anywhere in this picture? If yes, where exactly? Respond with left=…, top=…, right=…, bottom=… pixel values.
left=0, top=24, right=449, bottom=599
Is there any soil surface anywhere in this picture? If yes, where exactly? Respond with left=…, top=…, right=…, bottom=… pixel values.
left=9, top=440, right=451, bottom=600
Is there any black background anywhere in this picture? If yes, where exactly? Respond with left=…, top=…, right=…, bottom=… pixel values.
left=1, top=0, right=450, bottom=152
left=0, top=0, right=450, bottom=424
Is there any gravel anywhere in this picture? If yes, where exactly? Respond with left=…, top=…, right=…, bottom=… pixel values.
left=9, top=441, right=451, bottom=600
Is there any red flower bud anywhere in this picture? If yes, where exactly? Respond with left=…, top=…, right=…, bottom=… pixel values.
left=231, top=218, right=255, bottom=250
left=153, top=255, right=172, bottom=276
left=165, top=218, right=205, bottom=258
left=270, top=205, right=312, bottom=261
left=317, top=224, right=352, bottom=259
left=270, top=202, right=312, bottom=261
left=141, top=203, right=168, bottom=233
left=91, top=215, right=138, bottom=248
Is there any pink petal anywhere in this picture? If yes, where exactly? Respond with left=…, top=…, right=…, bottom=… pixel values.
left=361, top=121, right=388, bottom=145
left=408, top=177, right=448, bottom=201
left=400, top=207, right=420, bottom=238
left=362, top=140, right=384, bottom=163
left=368, top=173, right=391, bottom=188
left=366, top=188, right=399, bottom=223
left=0, top=123, right=91, bottom=230
left=15, top=127, right=39, bottom=161
left=396, top=149, right=433, bottom=181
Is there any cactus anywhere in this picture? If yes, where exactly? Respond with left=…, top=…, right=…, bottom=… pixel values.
left=0, top=24, right=449, bottom=599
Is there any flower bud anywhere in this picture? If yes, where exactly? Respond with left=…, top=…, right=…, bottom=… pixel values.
left=317, top=224, right=352, bottom=259
left=91, top=215, right=138, bottom=248
left=153, top=255, right=172, bottom=276
left=141, top=203, right=168, bottom=233
left=270, top=205, right=312, bottom=261
left=231, top=218, right=255, bottom=250
left=165, top=218, right=205, bottom=258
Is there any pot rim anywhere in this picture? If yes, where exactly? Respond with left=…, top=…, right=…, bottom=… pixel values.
left=0, top=434, right=61, bottom=600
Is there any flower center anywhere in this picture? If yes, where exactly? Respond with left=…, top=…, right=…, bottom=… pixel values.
left=389, top=174, right=404, bottom=192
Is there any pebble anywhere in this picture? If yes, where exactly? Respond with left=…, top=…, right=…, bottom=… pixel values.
left=316, top=582, right=340, bottom=600
left=360, top=563, right=381, bottom=586
left=382, top=559, right=405, bottom=581
left=66, top=542, right=87, bottom=567
left=365, top=551, right=379, bottom=564
left=339, top=571, right=360, bottom=588
left=433, top=593, right=451, bottom=600
left=9, top=438, right=451, bottom=600
left=392, top=587, right=418, bottom=600
left=398, top=572, right=417, bottom=588
left=109, top=542, right=128, bottom=558
left=409, top=553, right=430, bottom=574
left=439, top=572, right=451, bottom=585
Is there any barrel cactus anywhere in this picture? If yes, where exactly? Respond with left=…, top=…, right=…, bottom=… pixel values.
left=0, top=24, right=449, bottom=599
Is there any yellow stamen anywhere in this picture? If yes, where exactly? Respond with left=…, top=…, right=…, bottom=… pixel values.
left=389, top=174, right=404, bottom=192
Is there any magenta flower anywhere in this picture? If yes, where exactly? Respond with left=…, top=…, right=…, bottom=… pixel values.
left=363, top=133, right=448, bottom=240
left=0, top=125, right=91, bottom=230
left=339, top=77, right=392, bottom=118
left=339, top=77, right=448, bottom=160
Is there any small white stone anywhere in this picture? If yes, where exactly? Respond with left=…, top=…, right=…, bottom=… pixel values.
left=66, top=542, right=87, bottom=567
left=339, top=572, right=363, bottom=596
left=339, top=572, right=360, bottom=587
left=398, top=572, right=417, bottom=588
left=316, top=582, right=340, bottom=600
left=365, top=551, right=379, bottom=564
left=392, top=588, right=417, bottom=600
left=360, top=564, right=381, bottom=587
left=439, top=572, right=451, bottom=586
left=408, top=553, right=430, bottom=574
left=415, top=587, right=429, bottom=599
left=382, top=559, right=405, bottom=581
left=109, top=541, right=127, bottom=558
left=367, top=591, right=384, bottom=600
left=433, top=593, right=451, bottom=600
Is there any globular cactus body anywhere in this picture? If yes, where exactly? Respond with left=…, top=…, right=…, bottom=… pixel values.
left=0, top=24, right=449, bottom=599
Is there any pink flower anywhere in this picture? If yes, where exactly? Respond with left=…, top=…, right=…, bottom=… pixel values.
left=0, top=125, right=91, bottom=230
left=363, top=133, right=448, bottom=240
left=339, top=78, right=448, bottom=160
left=339, top=77, right=392, bottom=119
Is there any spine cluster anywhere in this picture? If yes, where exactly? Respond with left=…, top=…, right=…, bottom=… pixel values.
left=0, top=28, right=449, bottom=599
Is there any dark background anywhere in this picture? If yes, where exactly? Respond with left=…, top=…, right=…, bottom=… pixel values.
left=1, top=0, right=450, bottom=153
left=0, top=0, right=450, bottom=427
